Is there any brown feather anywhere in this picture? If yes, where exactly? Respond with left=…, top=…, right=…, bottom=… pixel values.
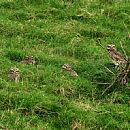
left=107, top=44, right=127, bottom=65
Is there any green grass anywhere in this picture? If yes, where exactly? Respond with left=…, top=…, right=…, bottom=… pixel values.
left=0, top=0, right=130, bottom=129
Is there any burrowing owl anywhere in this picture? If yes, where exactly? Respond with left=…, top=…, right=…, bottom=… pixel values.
left=107, top=44, right=127, bottom=66
left=9, top=67, right=20, bottom=82
left=62, top=64, right=78, bottom=77
left=21, top=55, right=36, bottom=65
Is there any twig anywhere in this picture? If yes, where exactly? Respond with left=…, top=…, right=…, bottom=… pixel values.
left=120, top=41, right=128, bottom=60
left=101, top=72, right=121, bottom=95
left=91, top=82, right=111, bottom=85
left=100, top=64, right=115, bottom=75
left=123, top=22, right=130, bottom=36
left=101, top=80, right=116, bottom=96
left=96, top=39, right=106, bottom=51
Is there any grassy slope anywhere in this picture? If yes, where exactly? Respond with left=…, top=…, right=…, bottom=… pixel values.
left=0, top=0, right=130, bottom=129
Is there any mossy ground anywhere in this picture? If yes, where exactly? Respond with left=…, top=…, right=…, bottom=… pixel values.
left=0, top=0, right=130, bottom=129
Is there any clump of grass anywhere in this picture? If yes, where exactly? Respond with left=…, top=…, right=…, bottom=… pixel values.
left=6, top=50, right=25, bottom=62
left=0, top=1, right=17, bottom=9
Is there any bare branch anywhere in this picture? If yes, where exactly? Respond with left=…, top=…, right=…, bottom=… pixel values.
left=91, top=82, right=111, bottom=85
left=123, top=22, right=130, bottom=36
left=100, top=64, right=115, bottom=75
left=120, top=41, right=128, bottom=60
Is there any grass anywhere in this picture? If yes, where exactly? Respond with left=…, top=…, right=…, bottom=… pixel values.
left=0, top=0, right=130, bottom=129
